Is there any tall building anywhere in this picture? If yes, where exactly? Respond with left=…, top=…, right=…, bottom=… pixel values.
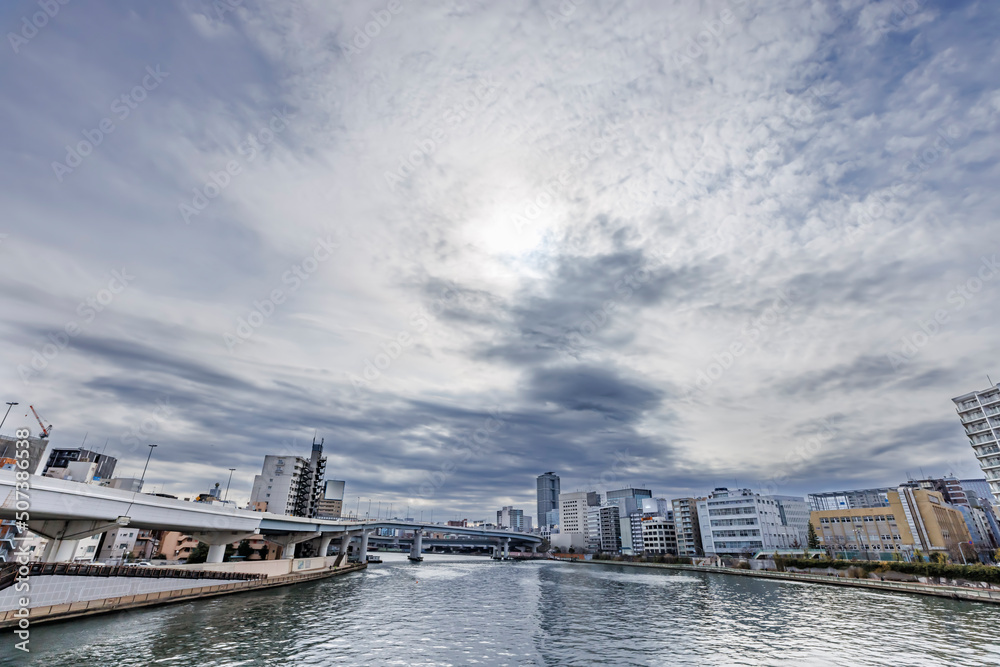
left=249, top=439, right=327, bottom=518
left=536, top=472, right=560, bottom=528
left=812, top=487, right=973, bottom=560
left=960, top=479, right=995, bottom=506
left=696, top=488, right=803, bottom=556
left=558, top=491, right=601, bottom=536
left=952, top=383, right=1000, bottom=503
left=497, top=506, right=525, bottom=531
left=808, top=488, right=891, bottom=511
left=606, top=488, right=653, bottom=517
left=587, top=505, right=621, bottom=552
left=0, top=434, right=49, bottom=475
left=672, top=497, right=704, bottom=557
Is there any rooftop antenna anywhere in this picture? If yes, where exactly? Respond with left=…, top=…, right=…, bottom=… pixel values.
left=101, top=438, right=109, bottom=456
left=989, top=374, right=994, bottom=387
left=81, top=432, right=88, bottom=448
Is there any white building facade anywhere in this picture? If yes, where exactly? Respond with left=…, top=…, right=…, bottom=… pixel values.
left=696, top=488, right=802, bottom=556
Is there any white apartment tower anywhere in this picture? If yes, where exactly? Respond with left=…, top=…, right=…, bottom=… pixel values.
left=249, top=439, right=327, bottom=518
left=952, top=383, right=1000, bottom=504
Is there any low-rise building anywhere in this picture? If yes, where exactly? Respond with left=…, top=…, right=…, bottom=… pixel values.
left=697, top=488, right=802, bottom=556
left=811, top=487, right=972, bottom=560
left=640, top=515, right=677, bottom=555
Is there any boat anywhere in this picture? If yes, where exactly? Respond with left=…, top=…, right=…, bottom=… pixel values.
left=366, top=554, right=382, bottom=564
left=407, top=555, right=424, bottom=562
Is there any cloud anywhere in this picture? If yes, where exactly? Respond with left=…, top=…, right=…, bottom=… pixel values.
left=0, top=0, right=997, bottom=517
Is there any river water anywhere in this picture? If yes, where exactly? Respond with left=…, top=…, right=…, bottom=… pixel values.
left=3, top=553, right=999, bottom=666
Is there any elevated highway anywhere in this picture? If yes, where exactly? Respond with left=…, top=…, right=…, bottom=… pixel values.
left=0, top=470, right=539, bottom=562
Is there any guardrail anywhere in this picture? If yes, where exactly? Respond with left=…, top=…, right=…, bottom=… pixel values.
left=0, top=562, right=266, bottom=592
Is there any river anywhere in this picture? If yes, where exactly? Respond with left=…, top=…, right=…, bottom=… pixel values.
left=3, top=553, right=999, bottom=666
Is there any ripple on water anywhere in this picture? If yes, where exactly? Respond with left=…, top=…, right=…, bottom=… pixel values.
left=3, top=555, right=1000, bottom=666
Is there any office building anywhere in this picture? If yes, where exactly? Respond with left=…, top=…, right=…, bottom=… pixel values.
left=559, top=491, right=601, bottom=536
left=697, top=488, right=803, bottom=556
left=812, top=487, right=972, bottom=560
left=96, top=527, right=140, bottom=563
left=607, top=488, right=653, bottom=517
left=587, top=504, right=621, bottom=552
left=773, top=495, right=811, bottom=545
left=248, top=440, right=327, bottom=518
left=43, top=447, right=117, bottom=481
left=497, top=506, right=525, bottom=531
left=642, top=497, right=670, bottom=517
left=0, top=434, right=49, bottom=475
left=640, top=515, right=678, bottom=555
left=672, top=497, right=704, bottom=557
left=537, top=472, right=561, bottom=528
left=317, top=479, right=346, bottom=518
left=952, top=383, right=1000, bottom=503
left=959, top=479, right=995, bottom=506
left=808, top=488, right=891, bottom=512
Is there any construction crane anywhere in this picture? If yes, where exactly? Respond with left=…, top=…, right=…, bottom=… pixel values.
left=29, top=405, right=52, bottom=439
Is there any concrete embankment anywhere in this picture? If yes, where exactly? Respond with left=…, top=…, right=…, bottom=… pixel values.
left=576, top=559, right=1000, bottom=604
left=0, top=557, right=366, bottom=628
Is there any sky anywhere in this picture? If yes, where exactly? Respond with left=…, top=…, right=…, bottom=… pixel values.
left=1, top=0, right=998, bottom=521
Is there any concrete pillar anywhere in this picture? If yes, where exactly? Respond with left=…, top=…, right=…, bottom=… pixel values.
left=51, top=539, right=79, bottom=562
left=283, top=544, right=296, bottom=559
left=409, top=531, right=423, bottom=559
left=206, top=543, right=227, bottom=563
left=340, top=533, right=352, bottom=556
left=502, top=538, right=509, bottom=559
left=319, top=535, right=333, bottom=557
left=359, top=531, right=371, bottom=561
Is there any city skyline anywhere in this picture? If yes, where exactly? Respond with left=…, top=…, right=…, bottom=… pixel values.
left=1, top=1, right=998, bottom=520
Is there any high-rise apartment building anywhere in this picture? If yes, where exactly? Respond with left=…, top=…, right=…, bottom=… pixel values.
left=536, top=472, right=560, bottom=528
left=249, top=440, right=326, bottom=518
left=672, top=497, right=704, bottom=557
left=952, top=383, right=1000, bottom=503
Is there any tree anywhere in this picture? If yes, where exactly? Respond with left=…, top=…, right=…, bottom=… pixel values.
left=807, top=522, right=820, bottom=549
left=258, top=544, right=270, bottom=560
left=237, top=540, right=253, bottom=559
left=186, top=542, right=209, bottom=564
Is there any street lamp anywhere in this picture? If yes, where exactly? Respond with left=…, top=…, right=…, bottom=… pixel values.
left=138, top=444, right=158, bottom=490
left=224, top=468, right=236, bottom=502
left=0, top=402, right=18, bottom=433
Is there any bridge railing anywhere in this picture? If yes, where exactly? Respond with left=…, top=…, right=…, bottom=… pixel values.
left=0, top=562, right=267, bottom=593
